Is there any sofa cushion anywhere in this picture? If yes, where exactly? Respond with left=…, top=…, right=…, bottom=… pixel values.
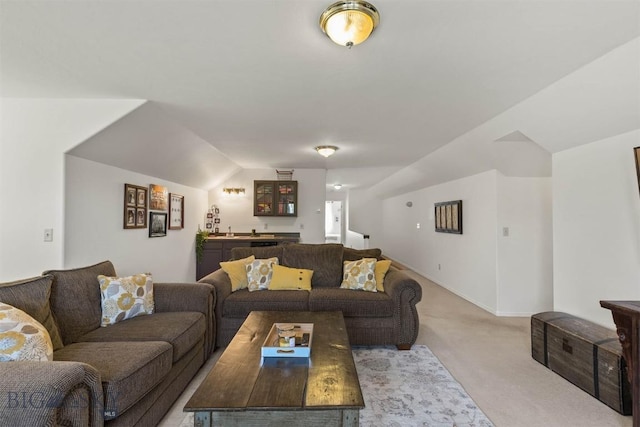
left=0, top=275, right=64, bottom=350
left=223, top=289, right=309, bottom=318
left=282, top=243, right=343, bottom=288
left=343, top=247, right=382, bottom=262
left=98, top=274, right=155, bottom=327
left=220, top=255, right=255, bottom=291
left=269, top=265, right=313, bottom=291
left=231, top=245, right=283, bottom=261
left=374, top=260, right=392, bottom=292
left=247, top=257, right=279, bottom=292
left=44, top=260, right=117, bottom=345
left=54, top=341, right=172, bottom=420
left=340, top=258, right=377, bottom=292
left=308, top=288, right=393, bottom=317
left=0, top=302, right=53, bottom=361
left=77, top=312, right=205, bottom=363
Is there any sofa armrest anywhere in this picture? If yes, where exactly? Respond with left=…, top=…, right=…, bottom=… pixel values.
left=198, top=269, right=232, bottom=349
left=154, top=282, right=216, bottom=355
left=0, top=361, right=103, bottom=427
left=382, top=270, right=423, bottom=347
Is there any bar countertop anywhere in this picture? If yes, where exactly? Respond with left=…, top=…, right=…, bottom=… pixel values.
left=205, top=232, right=299, bottom=242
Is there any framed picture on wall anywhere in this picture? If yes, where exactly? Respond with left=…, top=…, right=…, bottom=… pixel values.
left=136, top=208, right=146, bottom=227
left=434, top=200, right=463, bottom=234
left=634, top=147, right=640, bottom=196
left=149, top=184, right=168, bottom=211
left=169, top=193, right=184, bottom=230
left=125, top=207, right=136, bottom=227
left=124, top=183, right=147, bottom=229
left=126, top=186, right=137, bottom=207
left=137, top=187, right=147, bottom=207
left=149, top=212, right=167, bottom=237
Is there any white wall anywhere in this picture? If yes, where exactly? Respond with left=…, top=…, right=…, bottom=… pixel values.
left=381, top=171, right=499, bottom=313
left=207, top=169, right=326, bottom=243
left=553, top=129, right=640, bottom=327
left=0, top=98, right=144, bottom=281
left=496, top=175, right=553, bottom=315
left=65, top=156, right=208, bottom=282
left=378, top=170, right=553, bottom=316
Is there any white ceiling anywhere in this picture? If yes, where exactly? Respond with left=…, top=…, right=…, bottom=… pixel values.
left=2, top=1, right=639, bottom=192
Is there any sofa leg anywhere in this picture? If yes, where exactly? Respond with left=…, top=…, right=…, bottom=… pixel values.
left=396, top=344, right=412, bottom=350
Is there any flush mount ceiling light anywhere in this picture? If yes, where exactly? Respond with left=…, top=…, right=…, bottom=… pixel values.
left=320, top=1, right=380, bottom=48
left=315, top=145, right=339, bottom=157
left=333, top=184, right=343, bottom=190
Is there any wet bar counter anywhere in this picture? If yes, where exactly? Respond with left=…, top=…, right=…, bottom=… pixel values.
left=196, top=233, right=299, bottom=280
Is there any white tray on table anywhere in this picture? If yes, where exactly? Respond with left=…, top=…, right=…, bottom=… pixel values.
left=261, top=323, right=313, bottom=361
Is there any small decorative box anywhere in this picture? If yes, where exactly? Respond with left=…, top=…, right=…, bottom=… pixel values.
left=261, top=323, right=313, bottom=360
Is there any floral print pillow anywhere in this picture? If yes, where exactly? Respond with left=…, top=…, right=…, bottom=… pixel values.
left=246, top=258, right=279, bottom=292
left=340, top=258, right=377, bottom=292
left=98, top=274, right=154, bottom=327
left=0, top=302, right=53, bottom=361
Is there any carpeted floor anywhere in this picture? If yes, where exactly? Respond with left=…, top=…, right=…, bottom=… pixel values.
left=177, top=345, right=492, bottom=427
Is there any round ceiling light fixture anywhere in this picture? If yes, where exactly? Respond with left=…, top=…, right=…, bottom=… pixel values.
left=315, top=145, right=339, bottom=157
left=320, top=1, right=380, bottom=48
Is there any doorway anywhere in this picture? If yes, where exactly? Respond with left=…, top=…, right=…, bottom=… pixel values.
left=325, top=201, right=342, bottom=244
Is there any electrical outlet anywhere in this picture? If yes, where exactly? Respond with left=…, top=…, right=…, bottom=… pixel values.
left=416, top=223, right=421, bottom=229
left=300, top=223, right=304, bottom=229
left=263, top=223, right=268, bottom=230
left=503, top=227, right=509, bottom=237
left=44, top=228, right=53, bottom=242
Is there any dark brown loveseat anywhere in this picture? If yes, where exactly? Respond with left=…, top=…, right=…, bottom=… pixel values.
left=0, top=260, right=215, bottom=427
left=198, top=243, right=422, bottom=349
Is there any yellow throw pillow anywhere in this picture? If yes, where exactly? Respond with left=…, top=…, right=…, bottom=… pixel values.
left=340, top=258, right=377, bottom=292
left=246, top=257, right=279, bottom=292
left=269, top=264, right=313, bottom=291
left=0, top=302, right=53, bottom=361
left=374, top=260, right=392, bottom=292
left=98, top=274, right=154, bottom=327
left=220, top=255, right=256, bottom=292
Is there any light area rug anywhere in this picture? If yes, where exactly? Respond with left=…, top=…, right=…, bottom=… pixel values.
left=354, top=345, right=493, bottom=427
left=178, top=345, right=493, bottom=427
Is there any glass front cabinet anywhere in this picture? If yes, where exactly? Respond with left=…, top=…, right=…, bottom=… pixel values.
left=254, top=180, right=298, bottom=217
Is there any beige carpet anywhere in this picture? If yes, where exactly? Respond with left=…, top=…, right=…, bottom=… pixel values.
left=160, top=271, right=632, bottom=427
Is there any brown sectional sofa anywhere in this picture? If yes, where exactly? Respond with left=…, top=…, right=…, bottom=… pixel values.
left=0, top=260, right=216, bottom=427
left=199, top=243, right=422, bottom=349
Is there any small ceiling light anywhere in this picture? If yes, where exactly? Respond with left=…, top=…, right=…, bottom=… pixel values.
left=223, top=187, right=245, bottom=195
left=320, top=1, right=380, bottom=48
left=334, top=184, right=343, bottom=190
left=315, top=145, right=339, bottom=157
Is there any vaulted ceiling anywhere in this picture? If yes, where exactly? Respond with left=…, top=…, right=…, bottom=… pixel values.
left=2, top=1, right=639, bottom=194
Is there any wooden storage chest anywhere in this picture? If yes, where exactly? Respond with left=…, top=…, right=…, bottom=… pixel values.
left=531, top=311, right=632, bottom=415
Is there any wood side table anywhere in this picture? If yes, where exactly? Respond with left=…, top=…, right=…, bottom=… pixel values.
left=600, top=300, right=640, bottom=427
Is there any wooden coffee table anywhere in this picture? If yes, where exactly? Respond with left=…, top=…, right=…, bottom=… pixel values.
left=184, top=311, right=364, bottom=426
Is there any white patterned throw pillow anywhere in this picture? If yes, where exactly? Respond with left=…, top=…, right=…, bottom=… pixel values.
left=98, top=274, right=154, bottom=327
left=246, top=257, right=279, bottom=292
left=340, top=258, right=377, bottom=292
left=0, top=302, right=53, bottom=361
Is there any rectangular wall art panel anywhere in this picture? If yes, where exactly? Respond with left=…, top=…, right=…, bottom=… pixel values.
left=434, top=200, right=462, bottom=234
